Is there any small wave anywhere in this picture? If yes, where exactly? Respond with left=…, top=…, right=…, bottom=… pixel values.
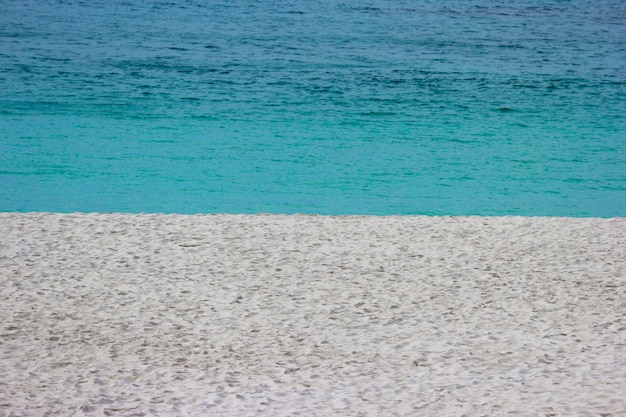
left=355, top=112, right=398, bottom=118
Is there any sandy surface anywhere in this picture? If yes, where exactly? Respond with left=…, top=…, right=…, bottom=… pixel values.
left=0, top=213, right=625, bottom=416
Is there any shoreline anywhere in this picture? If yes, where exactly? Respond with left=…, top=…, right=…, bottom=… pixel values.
left=1, top=213, right=625, bottom=416
left=3, top=211, right=625, bottom=217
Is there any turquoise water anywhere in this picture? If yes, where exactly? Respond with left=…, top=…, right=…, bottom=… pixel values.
left=1, top=0, right=625, bottom=216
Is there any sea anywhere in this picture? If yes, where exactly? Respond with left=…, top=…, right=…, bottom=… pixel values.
left=1, top=0, right=625, bottom=216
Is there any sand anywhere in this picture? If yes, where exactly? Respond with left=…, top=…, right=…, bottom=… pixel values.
left=0, top=213, right=625, bottom=416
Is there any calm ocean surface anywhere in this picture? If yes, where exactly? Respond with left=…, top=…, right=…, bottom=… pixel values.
left=1, top=0, right=625, bottom=216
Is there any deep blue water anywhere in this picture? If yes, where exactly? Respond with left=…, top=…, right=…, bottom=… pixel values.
left=1, top=0, right=625, bottom=216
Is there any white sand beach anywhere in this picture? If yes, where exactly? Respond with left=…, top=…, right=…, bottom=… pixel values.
left=0, top=213, right=625, bottom=416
